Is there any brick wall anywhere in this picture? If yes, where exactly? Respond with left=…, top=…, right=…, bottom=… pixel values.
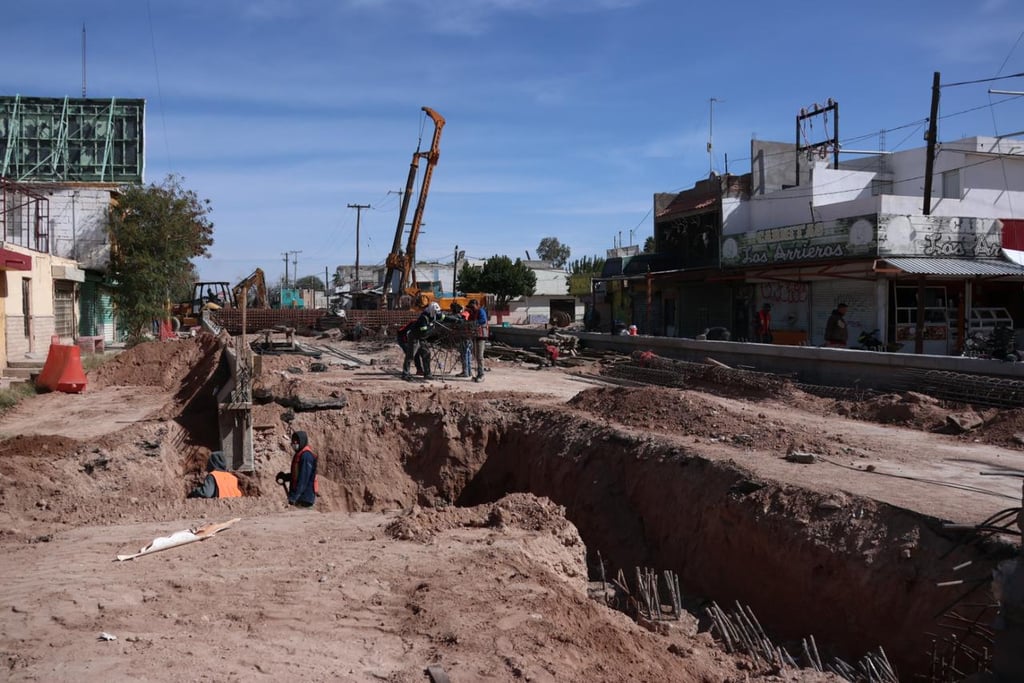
left=6, top=315, right=54, bottom=358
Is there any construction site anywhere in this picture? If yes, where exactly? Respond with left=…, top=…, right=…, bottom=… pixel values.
left=0, top=323, right=1022, bottom=683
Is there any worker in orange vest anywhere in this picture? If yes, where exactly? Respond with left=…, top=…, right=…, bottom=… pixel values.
left=188, top=451, right=242, bottom=498
left=756, top=303, right=773, bottom=343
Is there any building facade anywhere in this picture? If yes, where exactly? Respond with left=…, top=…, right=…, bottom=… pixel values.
left=608, top=132, right=1024, bottom=354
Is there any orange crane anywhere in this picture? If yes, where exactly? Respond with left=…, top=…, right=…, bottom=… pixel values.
left=382, top=107, right=445, bottom=308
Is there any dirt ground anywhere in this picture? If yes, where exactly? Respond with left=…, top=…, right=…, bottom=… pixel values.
left=0, top=333, right=1021, bottom=681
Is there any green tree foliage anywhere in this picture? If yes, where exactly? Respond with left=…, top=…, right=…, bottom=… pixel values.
left=643, top=235, right=656, bottom=253
left=107, top=174, right=214, bottom=344
left=567, top=255, right=606, bottom=296
left=456, top=261, right=484, bottom=293
left=294, top=275, right=325, bottom=291
left=457, top=255, right=537, bottom=309
left=536, top=237, right=571, bottom=268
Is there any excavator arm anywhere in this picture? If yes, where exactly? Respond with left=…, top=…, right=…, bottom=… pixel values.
left=382, top=107, right=445, bottom=307
left=232, top=268, right=269, bottom=309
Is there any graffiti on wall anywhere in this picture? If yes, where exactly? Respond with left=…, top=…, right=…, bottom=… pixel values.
left=721, top=215, right=877, bottom=267
left=758, top=282, right=808, bottom=304
left=877, top=215, right=1001, bottom=258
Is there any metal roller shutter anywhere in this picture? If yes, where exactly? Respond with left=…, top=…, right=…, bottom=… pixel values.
left=810, top=280, right=876, bottom=347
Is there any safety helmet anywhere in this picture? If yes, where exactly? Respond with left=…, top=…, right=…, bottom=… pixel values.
left=428, top=302, right=442, bottom=316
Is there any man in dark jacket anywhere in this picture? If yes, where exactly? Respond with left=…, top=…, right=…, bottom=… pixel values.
left=824, top=303, right=849, bottom=347
left=401, top=303, right=440, bottom=380
left=188, top=451, right=242, bottom=499
left=396, top=318, right=425, bottom=376
left=278, top=431, right=318, bottom=507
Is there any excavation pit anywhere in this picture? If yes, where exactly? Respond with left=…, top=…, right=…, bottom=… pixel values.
left=1, top=337, right=1020, bottom=680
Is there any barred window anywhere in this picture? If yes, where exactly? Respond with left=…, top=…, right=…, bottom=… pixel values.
left=54, top=281, right=75, bottom=337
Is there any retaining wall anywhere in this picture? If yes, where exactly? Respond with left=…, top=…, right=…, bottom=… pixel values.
left=490, top=327, right=1024, bottom=390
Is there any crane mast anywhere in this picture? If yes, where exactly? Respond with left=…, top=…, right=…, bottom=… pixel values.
left=382, top=106, right=445, bottom=308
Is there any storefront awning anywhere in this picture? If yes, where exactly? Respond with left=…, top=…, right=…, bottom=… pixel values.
left=873, top=257, right=1024, bottom=277
left=0, top=247, right=31, bottom=271
left=51, top=264, right=86, bottom=282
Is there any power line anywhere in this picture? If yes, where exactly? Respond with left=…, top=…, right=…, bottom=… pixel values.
left=941, top=71, right=1024, bottom=88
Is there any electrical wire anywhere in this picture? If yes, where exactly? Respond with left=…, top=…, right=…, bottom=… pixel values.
left=818, top=455, right=1018, bottom=501
left=145, top=0, right=173, bottom=173
left=996, top=30, right=1024, bottom=76
left=942, top=71, right=1024, bottom=88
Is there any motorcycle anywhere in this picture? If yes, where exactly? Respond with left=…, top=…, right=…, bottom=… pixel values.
left=857, top=329, right=904, bottom=353
left=962, top=324, right=1020, bottom=361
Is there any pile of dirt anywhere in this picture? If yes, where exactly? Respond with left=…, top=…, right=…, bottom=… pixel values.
left=971, top=408, right=1024, bottom=448
left=830, top=391, right=948, bottom=428
left=385, top=493, right=580, bottom=545
left=89, top=336, right=222, bottom=393
left=567, top=386, right=833, bottom=454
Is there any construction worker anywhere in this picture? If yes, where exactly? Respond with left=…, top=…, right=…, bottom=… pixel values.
left=401, top=302, right=440, bottom=381
left=187, top=451, right=241, bottom=499
left=447, top=302, right=473, bottom=378
left=280, top=431, right=318, bottom=507
left=756, top=303, right=773, bottom=343
left=396, top=318, right=426, bottom=376
left=466, top=298, right=489, bottom=382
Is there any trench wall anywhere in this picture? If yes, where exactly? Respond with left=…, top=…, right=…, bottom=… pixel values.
left=375, top=401, right=1005, bottom=677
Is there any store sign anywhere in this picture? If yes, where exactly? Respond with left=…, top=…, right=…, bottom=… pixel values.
left=721, top=215, right=877, bottom=267
left=877, top=215, right=1001, bottom=257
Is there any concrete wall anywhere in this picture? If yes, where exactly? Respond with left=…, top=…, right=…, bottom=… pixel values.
left=43, top=187, right=113, bottom=270
left=507, top=296, right=584, bottom=325
left=491, top=326, right=1024, bottom=390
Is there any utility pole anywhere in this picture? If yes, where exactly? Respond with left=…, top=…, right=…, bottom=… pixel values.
left=282, top=252, right=290, bottom=288
left=707, top=97, right=719, bottom=176
left=922, top=71, right=941, bottom=216
left=347, top=203, right=370, bottom=292
left=287, top=250, right=302, bottom=288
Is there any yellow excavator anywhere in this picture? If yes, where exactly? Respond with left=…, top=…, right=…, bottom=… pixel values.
left=380, top=107, right=485, bottom=311
left=231, top=268, right=269, bottom=309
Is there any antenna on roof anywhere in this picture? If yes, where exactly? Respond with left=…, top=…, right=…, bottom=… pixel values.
left=81, top=24, right=87, bottom=97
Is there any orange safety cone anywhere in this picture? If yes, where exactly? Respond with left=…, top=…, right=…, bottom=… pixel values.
left=159, top=319, right=175, bottom=341
left=55, top=345, right=87, bottom=393
left=35, top=343, right=87, bottom=394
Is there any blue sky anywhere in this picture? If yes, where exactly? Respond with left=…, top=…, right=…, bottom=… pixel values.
left=4, top=0, right=1024, bottom=285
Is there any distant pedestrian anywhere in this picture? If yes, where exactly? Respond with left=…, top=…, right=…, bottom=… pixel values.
left=824, top=303, right=849, bottom=348
left=756, top=303, right=773, bottom=343
left=466, top=298, right=489, bottom=382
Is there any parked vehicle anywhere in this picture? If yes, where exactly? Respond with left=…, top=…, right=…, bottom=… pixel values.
left=857, top=329, right=903, bottom=352
left=962, top=323, right=1020, bottom=361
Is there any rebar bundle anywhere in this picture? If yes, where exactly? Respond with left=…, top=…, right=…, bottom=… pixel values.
left=706, top=601, right=898, bottom=682
left=896, top=368, right=1024, bottom=409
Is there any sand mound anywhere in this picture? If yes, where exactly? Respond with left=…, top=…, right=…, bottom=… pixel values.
left=89, top=335, right=222, bottom=392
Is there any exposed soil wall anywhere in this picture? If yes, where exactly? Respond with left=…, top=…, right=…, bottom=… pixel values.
left=297, top=390, right=1010, bottom=677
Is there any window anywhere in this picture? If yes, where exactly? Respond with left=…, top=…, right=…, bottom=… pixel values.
left=54, top=282, right=75, bottom=338
left=942, top=169, right=960, bottom=199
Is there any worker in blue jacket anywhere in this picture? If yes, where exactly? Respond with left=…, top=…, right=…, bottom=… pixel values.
left=278, top=431, right=318, bottom=507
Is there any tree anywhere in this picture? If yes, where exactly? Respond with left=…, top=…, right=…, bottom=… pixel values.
left=294, top=275, right=325, bottom=291
left=567, top=255, right=606, bottom=296
left=643, top=235, right=656, bottom=254
left=458, top=255, right=536, bottom=310
left=107, top=174, right=214, bottom=344
left=536, top=237, right=571, bottom=268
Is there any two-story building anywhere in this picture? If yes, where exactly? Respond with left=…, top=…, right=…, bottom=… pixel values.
left=1, top=95, right=146, bottom=364
left=613, top=120, right=1024, bottom=354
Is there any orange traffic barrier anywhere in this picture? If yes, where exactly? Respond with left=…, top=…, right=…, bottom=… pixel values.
left=35, top=343, right=87, bottom=394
